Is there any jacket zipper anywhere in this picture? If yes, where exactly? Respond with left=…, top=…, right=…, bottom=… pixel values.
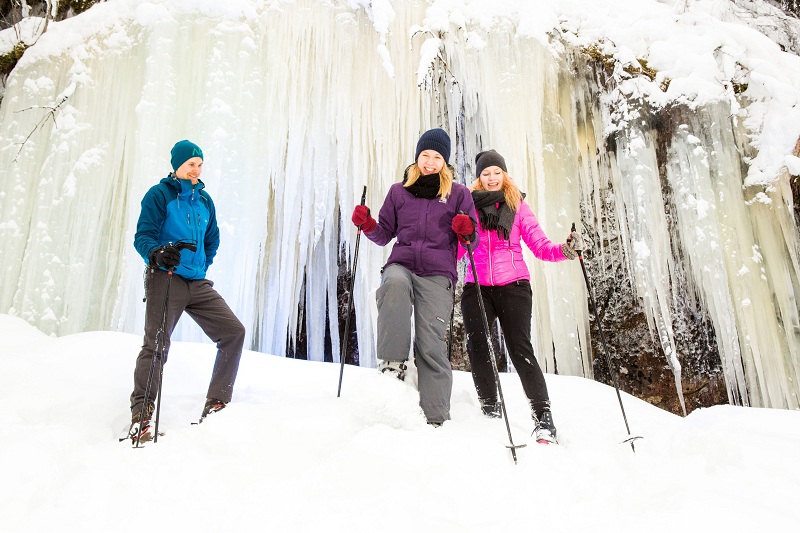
left=418, top=202, right=429, bottom=269
left=510, top=240, right=517, bottom=271
left=191, top=187, right=198, bottom=251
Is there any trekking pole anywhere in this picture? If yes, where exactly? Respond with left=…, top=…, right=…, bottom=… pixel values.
left=135, top=241, right=196, bottom=446
left=571, top=222, right=640, bottom=453
left=150, top=269, right=172, bottom=444
left=337, top=186, right=367, bottom=397
left=462, top=226, right=527, bottom=464
left=135, top=268, right=173, bottom=447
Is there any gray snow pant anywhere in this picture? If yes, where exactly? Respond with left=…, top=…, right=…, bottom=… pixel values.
left=130, top=267, right=245, bottom=416
left=376, top=263, right=454, bottom=424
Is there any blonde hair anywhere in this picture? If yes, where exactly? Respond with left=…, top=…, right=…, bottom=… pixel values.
left=470, top=170, right=522, bottom=211
left=404, top=163, right=454, bottom=198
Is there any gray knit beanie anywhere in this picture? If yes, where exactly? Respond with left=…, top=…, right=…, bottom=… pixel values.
left=475, top=149, right=507, bottom=178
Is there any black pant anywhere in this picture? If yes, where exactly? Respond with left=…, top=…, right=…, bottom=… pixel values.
left=461, top=280, right=549, bottom=407
left=130, top=268, right=245, bottom=414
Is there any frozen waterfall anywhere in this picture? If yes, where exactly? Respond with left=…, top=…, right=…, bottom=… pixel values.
left=1, top=0, right=799, bottom=410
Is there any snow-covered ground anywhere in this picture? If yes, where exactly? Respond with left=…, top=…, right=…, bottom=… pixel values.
left=2, top=314, right=798, bottom=532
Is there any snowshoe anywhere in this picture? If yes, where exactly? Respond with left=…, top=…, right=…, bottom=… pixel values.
left=119, top=403, right=156, bottom=444
left=119, top=420, right=162, bottom=445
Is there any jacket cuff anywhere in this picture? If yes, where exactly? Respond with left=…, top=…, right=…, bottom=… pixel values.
left=361, top=217, right=377, bottom=233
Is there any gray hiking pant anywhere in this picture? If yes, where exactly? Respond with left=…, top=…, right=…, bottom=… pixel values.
left=376, top=263, right=454, bottom=423
left=130, top=268, right=245, bottom=415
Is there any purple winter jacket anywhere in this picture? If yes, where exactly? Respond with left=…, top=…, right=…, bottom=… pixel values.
left=459, top=199, right=568, bottom=286
left=365, top=181, right=479, bottom=286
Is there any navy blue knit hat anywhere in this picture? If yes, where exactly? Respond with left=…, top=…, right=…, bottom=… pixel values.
left=415, top=128, right=451, bottom=164
left=475, top=149, right=507, bottom=178
left=170, top=140, right=203, bottom=171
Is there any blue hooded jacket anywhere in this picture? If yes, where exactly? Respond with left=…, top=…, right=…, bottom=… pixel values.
left=133, top=175, right=219, bottom=280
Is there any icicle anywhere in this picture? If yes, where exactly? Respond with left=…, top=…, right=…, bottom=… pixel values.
left=610, top=110, right=686, bottom=415
left=431, top=29, right=592, bottom=379
left=0, top=0, right=798, bottom=411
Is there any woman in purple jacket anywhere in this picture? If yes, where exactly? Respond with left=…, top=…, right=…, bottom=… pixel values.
left=351, top=128, right=479, bottom=426
left=461, top=149, right=579, bottom=444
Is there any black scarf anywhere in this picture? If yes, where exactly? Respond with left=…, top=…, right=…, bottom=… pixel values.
left=472, top=190, right=516, bottom=240
left=403, top=166, right=441, bottom=199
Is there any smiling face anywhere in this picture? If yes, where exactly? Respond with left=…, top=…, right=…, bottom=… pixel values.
left=479, top=165, right=504, bottom=191
left=175, top=157, right=204, bottom=184
left=416, top=150, right=445, bottom=175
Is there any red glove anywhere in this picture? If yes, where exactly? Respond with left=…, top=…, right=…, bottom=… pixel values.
left=352, top=205, right=377, bottom=233
left=451, top=214, right=474, bottom=243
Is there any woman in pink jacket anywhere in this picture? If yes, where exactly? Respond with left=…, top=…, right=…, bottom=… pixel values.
left=460, top=149, right=578, bottom=444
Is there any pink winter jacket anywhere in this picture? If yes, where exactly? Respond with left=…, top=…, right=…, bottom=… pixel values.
left=459, top=199, right=568, bottom=286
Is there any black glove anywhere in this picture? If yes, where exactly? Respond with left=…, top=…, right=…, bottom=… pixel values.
left=150, top=245, right=181, bottom=269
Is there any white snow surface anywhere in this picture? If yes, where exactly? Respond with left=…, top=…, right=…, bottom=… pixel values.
left=1, top=314, right=799, bottom=532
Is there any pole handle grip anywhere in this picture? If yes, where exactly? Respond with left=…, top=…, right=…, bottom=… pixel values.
left=570, top=221, right=582, bottom=255
left=355, top=186, right=368, bottom=232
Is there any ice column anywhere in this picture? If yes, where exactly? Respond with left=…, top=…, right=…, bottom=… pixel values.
left=609, top=107, right=687, bottom=415
left=667, top=103, right=800, bottom=408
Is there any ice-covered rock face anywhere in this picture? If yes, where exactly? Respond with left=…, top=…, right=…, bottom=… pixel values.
left=0, top=0, right=798, bottom=413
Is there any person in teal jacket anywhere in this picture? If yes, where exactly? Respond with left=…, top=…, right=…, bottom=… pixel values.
left=125, top=140, right=245, bottom=443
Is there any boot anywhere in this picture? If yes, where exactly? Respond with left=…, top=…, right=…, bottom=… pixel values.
left=127, top=402, right=155, bottom=443
left=378, top=360, right=407, bottom=381
left=479, top=398, right=501, bottom=419
left=531, top=401, right=558, bottom=445
left=199, top=397, right=227, bottom=423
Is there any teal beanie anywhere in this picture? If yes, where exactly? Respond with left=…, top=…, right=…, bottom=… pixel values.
left=170, top=140, right=203, bottom=171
